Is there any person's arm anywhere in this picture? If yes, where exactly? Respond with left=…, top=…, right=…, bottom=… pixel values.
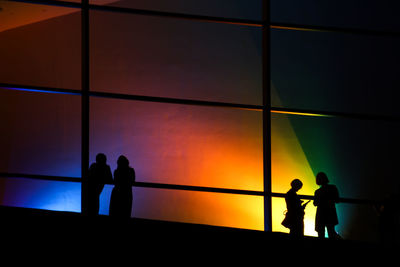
left=313, top=190, right=319, bottom=206
left=106, top=166, right=114, bottom=184
left=130, top=168, right=136, bottom=185
left=333, top=185, right=340, bottom=203
left=302, top=200, right=311, bottom=209
left=88, top=164, right=94, bottom=180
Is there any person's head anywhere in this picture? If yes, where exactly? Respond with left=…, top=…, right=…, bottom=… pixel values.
left=290, top=179, right=303, bottom=192
left=96, top=153, right=107, bottom=165
left=117, top=155, right=129, bottom=168
left=316, top=172, right=329, bottom=186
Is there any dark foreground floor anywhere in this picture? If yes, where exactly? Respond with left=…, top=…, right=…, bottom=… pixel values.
left=0, top=206, right=396, bottom=264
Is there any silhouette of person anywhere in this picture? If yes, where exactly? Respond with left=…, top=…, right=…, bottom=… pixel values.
left=282, top=179, right=309, bottom=237
left=87, top=153, right=113, bottom=216
left=109, top=155, right=135, bottom=218
left=375, top=186, right=400, bottom=245
left=313, top=172, right=340, bottom=239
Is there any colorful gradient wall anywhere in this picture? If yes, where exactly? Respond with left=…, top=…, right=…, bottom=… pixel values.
left=0, top=89, right=81, bottom=177
left=0, top=0, right=264, bottom=230
left=90, top=99, right=263, bottom=190
left=0, top=177, right=81, bottom=212
left=1, top=0, right=400, bottom=242
left=270, top=23, right=400, bottom=240
left=89, top=9, right=262, bottom=105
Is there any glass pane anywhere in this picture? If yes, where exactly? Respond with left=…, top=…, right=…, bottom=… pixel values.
left=271, top=29, right=400, bottom=116
left=0, top=177, right=81, bottom=212
left=99, top=185, right=264, bottom=230
left=90, top=97, right=263, bottom=191
left=0, top=89, right=81, bottom=177
left=0, top=1, right=81, bottom=89
left=272, top=197, right=379, bottom=242
left=90, top=10, right=262, bottom=105
left=90, top=0, right=262, bottom=20
left=271, top=0, right=400, bottom=31
left=271, top=112, right=400, bottom=201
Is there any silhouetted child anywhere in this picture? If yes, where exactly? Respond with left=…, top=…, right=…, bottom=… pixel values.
left=87, top=153, right=113, bottom=215
left=109, top=155, right=135, bottom=218
left=282, top=179, right=309, bottom=237
left=313, top=172, right=340, bottom=239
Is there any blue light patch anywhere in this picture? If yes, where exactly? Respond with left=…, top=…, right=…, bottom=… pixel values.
left=0, top=178, right=81, bottom=213
left=0, top=86, right=81, bottom=95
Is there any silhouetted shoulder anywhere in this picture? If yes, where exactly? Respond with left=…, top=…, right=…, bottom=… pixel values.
left=88, top=162, right=97, bottom=173
left=129, top=167, right=135, bottom=181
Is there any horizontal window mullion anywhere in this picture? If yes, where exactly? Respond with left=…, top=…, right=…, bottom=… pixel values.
left=271, top=192, right=382, bottom=206
left=133, top=181, right=265, bottom=196
left=0, top=172, right=81, bottom=183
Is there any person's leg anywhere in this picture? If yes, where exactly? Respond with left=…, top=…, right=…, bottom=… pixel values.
left=317, top=227, right=325, bottom=239
left=327, top=225, right=339, bottom=239
left=290, top=222, right=304, bottom=238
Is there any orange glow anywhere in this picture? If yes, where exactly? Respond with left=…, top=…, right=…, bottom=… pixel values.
left=128, top=187, right=264, bottom=230
left=0, top=1, right=78, bottom=33
left=92, top=98, right=264, bottom=229
left=91, top=98, right=264, bottom=191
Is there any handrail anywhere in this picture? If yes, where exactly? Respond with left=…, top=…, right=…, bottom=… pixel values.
left=0, top=172, right=383, bottom=205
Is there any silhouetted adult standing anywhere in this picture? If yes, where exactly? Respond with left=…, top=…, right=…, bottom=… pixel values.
left=109, top=155, right=135, bottom=218
left=282, top=179, right=309, bottom=237
left=87, top=153, right=113, bottom=216
left=313, top=172, right=340, bottom=239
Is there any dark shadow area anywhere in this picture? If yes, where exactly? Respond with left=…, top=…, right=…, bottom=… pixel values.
left=0, top=205, right=395, bottom=263
left=375, top=186, right=400, bottom=246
